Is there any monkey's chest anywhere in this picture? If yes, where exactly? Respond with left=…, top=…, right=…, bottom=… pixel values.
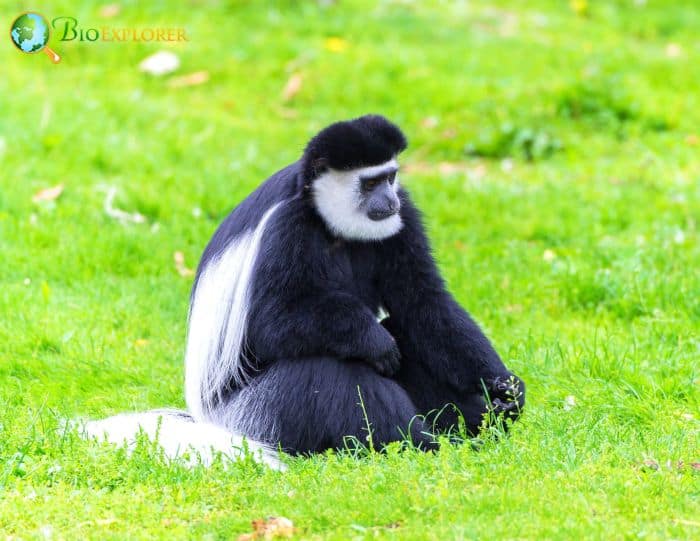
left=327, top=242, right=382, bottom=310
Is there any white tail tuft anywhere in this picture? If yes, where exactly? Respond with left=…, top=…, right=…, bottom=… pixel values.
left=83, top=410, right=285, bottom=470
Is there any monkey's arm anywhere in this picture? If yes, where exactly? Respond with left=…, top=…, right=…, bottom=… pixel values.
left=380, top=192, right=511, bottom=392
left=246, top=208, right=400, bottom=375
left=248, top=289, right=399, bottom=375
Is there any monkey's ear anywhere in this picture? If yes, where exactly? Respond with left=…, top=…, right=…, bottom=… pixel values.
left=300, top=156, right=327, bottom=191
left=311, top=157, right=328, bottom=177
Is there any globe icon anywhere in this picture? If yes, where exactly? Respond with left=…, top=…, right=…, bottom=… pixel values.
left=10, top=12, right=61, bottom=63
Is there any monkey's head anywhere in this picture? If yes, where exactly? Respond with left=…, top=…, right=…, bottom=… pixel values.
left=301, top=115, right=408, bottom=241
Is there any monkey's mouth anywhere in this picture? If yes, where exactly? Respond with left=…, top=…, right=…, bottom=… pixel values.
left=367, top=209, right=398, bottom=221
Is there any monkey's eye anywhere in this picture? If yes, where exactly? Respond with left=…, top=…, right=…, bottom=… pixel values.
left=361, top=177, right=382, bottom=191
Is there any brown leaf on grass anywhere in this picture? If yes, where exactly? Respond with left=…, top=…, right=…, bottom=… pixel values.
left=168, top=71, right=210, bottom=88
left=691, top=462, right=700, bottom=471
left=641, top=458, right=660, bottom=471
left=686, top=134, right=699, bottom=146
left=438, top=162, right=467, bottom=175
left=32, top=184, right=64, bottom=203
left=275, top=106, right=299, bottom=120
left=95, top=517, right=119, bottom=526
left=674, top=518, right=700, bottom=527
left=103, top=187, right=146, bottom=224
left=282, top=73, right=303, bottom=102
left=174, top=251, right=195, bottom=278
left=237, top=517, right=295, bottom=540
left=99, top=4, right=121, bottom=18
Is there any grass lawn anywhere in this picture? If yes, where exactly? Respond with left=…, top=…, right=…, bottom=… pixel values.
left=1, top=0, right=698, bottom=539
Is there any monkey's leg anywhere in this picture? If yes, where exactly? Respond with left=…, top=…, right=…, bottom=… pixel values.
left=212, top=358, right=436, bottom=455
left=394, top=359, right=525, bottom=437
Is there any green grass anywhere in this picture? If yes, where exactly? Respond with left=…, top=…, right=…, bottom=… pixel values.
left=1, top=0, right=699, bottom=538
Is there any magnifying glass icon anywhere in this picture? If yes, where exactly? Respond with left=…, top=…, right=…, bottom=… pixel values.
left=10, top=12, right=61, bottom=64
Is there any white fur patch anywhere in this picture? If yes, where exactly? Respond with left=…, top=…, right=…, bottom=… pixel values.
left=185, top=203, right=283, bottom=421
left=83, top=411, right=284, bottom=470
left=312, top=160, right=403, bottom=241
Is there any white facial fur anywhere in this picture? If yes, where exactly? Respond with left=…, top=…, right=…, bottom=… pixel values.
left=312, top=159, right=402, bottom=241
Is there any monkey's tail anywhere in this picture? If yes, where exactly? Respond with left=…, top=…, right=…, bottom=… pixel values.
left=82, top=409, right=285, bottom=470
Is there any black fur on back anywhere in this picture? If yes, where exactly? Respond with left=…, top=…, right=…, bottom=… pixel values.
left=300, top=114, right=408, bottom=182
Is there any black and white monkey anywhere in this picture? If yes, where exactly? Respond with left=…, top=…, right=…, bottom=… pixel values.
left=86, top=115, right=524, bottom=464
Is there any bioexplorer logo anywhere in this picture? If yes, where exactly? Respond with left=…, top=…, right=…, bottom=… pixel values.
left=10, top=12, right=189, bottom=64
left=10, top=12, right=61, bottom=63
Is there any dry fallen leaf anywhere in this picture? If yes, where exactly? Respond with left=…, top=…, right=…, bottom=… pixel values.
left=103, top=187, right=146, bottom=224
left=139, top=51, right=180, bottom=76
left=237, top=517, right=295, bottom=540
left=438, top=162, right=466, bottom=175
left=675, top=518, right=700, bottom=527
left=134, top=338, right=149, bottom=347
left=32, top=184, right=64, bottom=203
left=99, top=4, right=121, bottom=18
left=641, top=458, right=660, bottom=471
left=275, top=106, right=299, bottom=120
left=95, top=517, right=119, bottom=526
left=174, top=251, right=195, bottom=278
left=282, top=73, right=303, bottom=102
left=168, top=70, right=210, bottom=88
left=685, top=134, right=698, bottom=146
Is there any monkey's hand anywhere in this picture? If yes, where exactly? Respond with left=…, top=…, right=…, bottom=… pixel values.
left=483, top=374, right=525, bottom=421
left=366, top=327, right=401, bottom=377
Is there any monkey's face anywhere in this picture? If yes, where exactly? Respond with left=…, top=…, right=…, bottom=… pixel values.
left=312, top=159, right=403, bottom=242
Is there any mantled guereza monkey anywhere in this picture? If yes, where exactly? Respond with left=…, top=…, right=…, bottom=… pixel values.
left=86, top=115, right=524, bottom=463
